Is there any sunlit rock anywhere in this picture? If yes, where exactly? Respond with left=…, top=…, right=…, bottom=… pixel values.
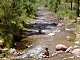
left=77, top=55, right=80, bottom=57
left=63, top=58, right=69, bottom=60
left=26, top=45, right=33, bottom=48
left=48, top=32, right=55, bottom=36
left=2, top=58, right=7, bottom=60
left=75, top=41, right=80, bottom=45
left=52, top=52, right=58, bottom=56
left=74, top=45, right=80, bottom=49
left=56, top=44, right=67, bottom=51
left=53, top=30, right=61, bottom=33
left=69, top=56, right=75, bottom=59
left=21, top=54, right=27, bottom=58
left=66, top=36, right=70, bottom=39
left=65, top=28, right=70, bottom=31
left=65, top=46, right=73, bottom=52
left=2, top=48, right=8, bottom=53
left=9, top=48, right=17, bottom=55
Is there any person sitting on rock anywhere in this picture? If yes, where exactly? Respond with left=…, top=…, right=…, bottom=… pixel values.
left=44, top=48, right=49, bottom=58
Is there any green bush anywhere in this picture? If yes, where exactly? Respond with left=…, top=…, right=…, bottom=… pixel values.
left=2, top=34, right=13, bottom=48
left=0, top=0, right=38, bottom=48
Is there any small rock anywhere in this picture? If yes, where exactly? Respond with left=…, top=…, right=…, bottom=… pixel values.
left=69, top=56, right=75, bottom=59
left=26, top=45, right=33, bottom=48
left=65, top=28, right=70, bottom=31
left=63, top=58, right=69, bottom=60
left=9, top=48, right=17, bottom=55
left=57, top=23, right=63, bottom=27
left=52, top=53, right=58, bottom=56
left=21, top=54, right=27, bottom=58
left=75, top=41, right=80, bottom=45
left=66, top=36, right=70, bottom=39
left=38, top=53, right=45, bottom=59
left=76, top=33, right=80, bottom=38
left=77, top=55, right=80, bottom=57
left=2, top=48, right=8, bottom=51
left=2, top=57, right=7, bottom=60
left=48, top=32, right=55, bottom=36
left=74, top=45, right=80, bottom=48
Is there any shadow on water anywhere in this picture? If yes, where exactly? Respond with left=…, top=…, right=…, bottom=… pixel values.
left=14, top=37, right=36, bottom=50
left=25, top=23, right=57, bottom=30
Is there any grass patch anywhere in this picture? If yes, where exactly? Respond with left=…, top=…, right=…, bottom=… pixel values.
left=62, top=19, right=76, bottom=24
left=0, top=54, right=4, bottom=58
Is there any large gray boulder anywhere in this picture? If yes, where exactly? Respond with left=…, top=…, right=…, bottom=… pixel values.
left=56, top=44, right=67, bottom=51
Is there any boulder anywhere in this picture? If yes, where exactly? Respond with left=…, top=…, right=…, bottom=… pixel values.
left=71, top=48, right=80, bottom=56
left=56, top=44, right=67, bottom=51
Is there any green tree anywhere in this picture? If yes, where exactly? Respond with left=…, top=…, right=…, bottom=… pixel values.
left=0, top=0, right=37, bottom=48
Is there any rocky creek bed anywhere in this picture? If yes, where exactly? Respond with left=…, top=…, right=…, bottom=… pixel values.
left=0, top=6, right=80, bottom=60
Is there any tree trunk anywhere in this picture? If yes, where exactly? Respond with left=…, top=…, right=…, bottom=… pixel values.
left=71, top=0, right=73, bottom=10
left=76, top=0, right=79, bottom=17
